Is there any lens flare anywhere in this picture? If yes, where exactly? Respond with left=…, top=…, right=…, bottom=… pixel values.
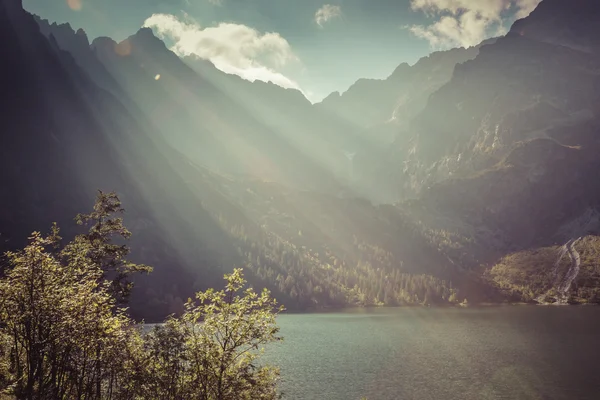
left=67, top=0, right=82, bottom=11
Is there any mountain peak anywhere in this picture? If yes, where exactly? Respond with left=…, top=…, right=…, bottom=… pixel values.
left=133, top=27, right=160, bottom=42
left=34, top=15, right=90, bottom=49
left=389, top=62, right=411, bottom=79
left=320, top=91, right=341, bottom=104
left=91, top=36, right=117, bottom=47
left=127, top=27, right=168, bottom=53
left=75, top=27, right=87, bottom=38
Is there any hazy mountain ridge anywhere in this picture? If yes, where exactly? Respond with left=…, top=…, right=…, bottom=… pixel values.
left=1, top=0, right=481, bottom=322
left=317, top=39, right=498, bottom=203
left=316, top=41, right=494, bottom=133
left=5, top=0, right=600, bottom=315
left=93, top=27, right=361, bottom=192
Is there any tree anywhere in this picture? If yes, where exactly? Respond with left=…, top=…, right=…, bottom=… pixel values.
left=144, top=269, right=284, bottom=400
left=61, top=190, right=151, bottom=304
left=0, top=230, right=138, bottom=399
left=0, top=193, right=285, bottom=399
left=0, top=192, right=150, bottom=399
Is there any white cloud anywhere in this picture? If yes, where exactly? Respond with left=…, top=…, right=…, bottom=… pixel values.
left=143, top=14, right=302, bottom=91
left=408, top=0, right=541, bottom=48
left=315, top=4, right=342, bottom=27
left=514, top=0, right=541, bottom=18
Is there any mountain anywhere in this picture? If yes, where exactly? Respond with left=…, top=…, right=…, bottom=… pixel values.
left=511, top=0, right=600, bottom=54
left=91, top=28, right=363, bottom=192
left=1, top=0, right=250, bottom=320
left=383, top=0, right=600, bottom=303
left=36, top=18, right=357, bottom=191
left=7, top=0, right=600, bottom=315
left=313, top=40, right=496, bottom=203
left=34, top=16, right=121, bottom=93
left=1, top=0, right=483, bottom=323
left=316, top=40, right=495, bottom=134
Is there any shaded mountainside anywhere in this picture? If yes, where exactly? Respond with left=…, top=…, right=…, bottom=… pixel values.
left=1, top=0, right=495, bottom=323
left=5, top=0, right=600, bottom=316
left=511, top=0, right=600, bottom=54
left=0, top=0, right=248, bottom=321
left=37, top=18, right=355, bottom=192
left=383, top=0, right=600, bottom=304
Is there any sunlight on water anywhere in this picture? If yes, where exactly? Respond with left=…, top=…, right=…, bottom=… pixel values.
left=264, top=307, right=600, bottom=400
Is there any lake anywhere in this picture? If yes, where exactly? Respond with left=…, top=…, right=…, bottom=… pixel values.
left=263, top=306, right=600, bottom=400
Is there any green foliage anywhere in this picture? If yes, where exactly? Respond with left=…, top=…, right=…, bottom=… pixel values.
left=203, top=182, right=463, bottom=311
left=487, top=236, right=600, bottom=304
left=63, top=190, right=152, bottom=303
left=0, top=230, right=136, bottom=399
left=141, top=269, right=283, bottom=400
left=223, top=221, right=457, bottom=310
left=0, top=192, right=284, bottom=399
left=487, top=247, right=559, bottom=302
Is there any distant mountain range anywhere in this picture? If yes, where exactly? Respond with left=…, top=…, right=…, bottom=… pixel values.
left=2, top=0, right=600, bottom=319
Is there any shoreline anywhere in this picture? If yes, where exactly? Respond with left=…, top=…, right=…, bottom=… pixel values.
left=139, top=302, right=599, bottom=323
left=280, top=301, right=599, bottom=315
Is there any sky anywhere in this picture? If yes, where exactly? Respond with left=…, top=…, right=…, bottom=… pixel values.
left=24, top=0, right=541, bottom=102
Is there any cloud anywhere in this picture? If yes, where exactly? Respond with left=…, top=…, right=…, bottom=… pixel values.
left=315, top=4, right=342, bottom=27
left=408, top=0, right=541, bottom=48
left=143, top=14, right=302, bottom=91
left=514, top=0, right=541, bottom=18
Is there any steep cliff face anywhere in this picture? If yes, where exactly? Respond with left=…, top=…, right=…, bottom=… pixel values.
left=34, top=15, right=120, bottom=93
left=406, top=34, right=600, bottom=185
left=1, top=0, right=126, bottom=241
left=422, top=135, right=600, bottom=249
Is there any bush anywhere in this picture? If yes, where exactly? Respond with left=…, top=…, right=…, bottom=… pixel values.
left=0, top=192, right=283, bottom=400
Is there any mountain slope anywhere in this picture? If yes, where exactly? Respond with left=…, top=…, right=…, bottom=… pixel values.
left=511, top=0, right=600, bottom=54
left=1, top=0, right=247, bottom=321
left=90, top=28, right=358, bottom=192
left=11, top=0, right=600, bottom=311
left=4, top=0, right=487, bottom=321
left=316, top=41, right=493, bottom=133
left=386, top=0, right=600, bottom=303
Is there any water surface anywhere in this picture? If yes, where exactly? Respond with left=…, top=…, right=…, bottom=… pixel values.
left=264, top=307, right=600, bottom=400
